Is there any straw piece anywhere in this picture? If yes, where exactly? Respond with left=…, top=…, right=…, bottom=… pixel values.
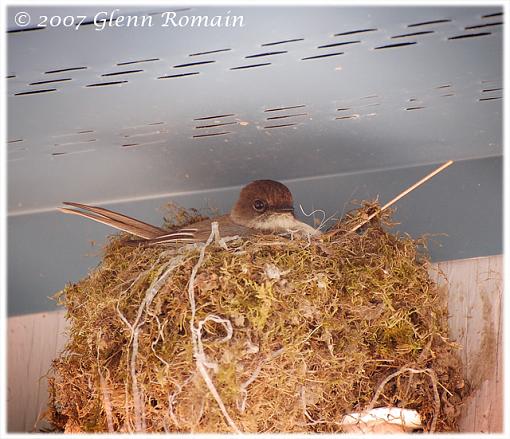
left=349, top=160, right=453, bottom=234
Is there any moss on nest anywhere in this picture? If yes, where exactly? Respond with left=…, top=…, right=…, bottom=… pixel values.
left=48, top=202, right=467, bottom=433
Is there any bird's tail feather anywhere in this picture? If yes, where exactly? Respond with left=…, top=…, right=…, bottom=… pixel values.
left=59, top=202, right=167, bottom=239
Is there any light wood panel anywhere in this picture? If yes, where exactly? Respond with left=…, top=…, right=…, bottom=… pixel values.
left=7, top=255, right=503, bottom=432
left=7, top=310, right=68, bottom=432
left=432, top=255, right=503, bottom=432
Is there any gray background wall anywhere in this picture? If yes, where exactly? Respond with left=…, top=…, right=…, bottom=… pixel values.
left=7, top=6, right=503, bottom=315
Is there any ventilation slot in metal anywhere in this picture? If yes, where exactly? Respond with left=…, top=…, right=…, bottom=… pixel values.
left=301, top=52, right=344, bottom=60
left=194, top=114, right=236, bottom=120
left=117, top=58, right=159, bottom=66
left=265, top=105, right=306, bottom=112
left=86, top=81, right=128, bottom=87
left=121, top=130, right=167, bottom=139
left=51, top=149, right=95, bottom=157
left=334, top=28, right=377, bottom=36
left=479, top=96, right=502, bottom=101
left=482, top=12, right=503, bottom=19
left=120, top=140, right=166, bottom=148
left=158, top=72, right=199, bottom=79
left=264, top=123, right=297, bottom=129
left=465, top=22, right=503, bottom=30
left=189, top=48, right=231, bottom=56
left=101, top=70, right=143, bottom=77
left=15, top=89, right=57, bottom=96
left=407, top=19, right=451, bottom=27
left=230, top=63, right=271, bottom=70
left=29, top=78, right=72, bottom=85
left=318, top=41, right=360, bottom=48
left=8, top=27, right=44, bottom=34
left=261, top=38, right=304, bottom=46
left=448, top=32, right=491, bottom=40
left=374, top=42, right=417, bottom=49
left=195, top=122, right=237, bottom=129
left=245, top=51, right=287, bottom=58
left=173, top=61, right=215, bottom=68
left=391, top=31, right=434, bottom=38
left=266, top=113, right=307, bottom=120
left=335, top=115, right=360, bottom=120
left=44, top=67, right=87, bottom=74
left=193, top=132, right=231, bottom=138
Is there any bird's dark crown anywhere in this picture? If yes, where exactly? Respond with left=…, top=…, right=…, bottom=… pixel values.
left=230, top=180, right=294, bottom=226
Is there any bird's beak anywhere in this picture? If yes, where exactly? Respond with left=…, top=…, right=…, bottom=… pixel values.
left=273, top=207, right=295, bottom=213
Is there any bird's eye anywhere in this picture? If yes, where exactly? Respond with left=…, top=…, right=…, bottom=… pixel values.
left=252, top=199, right=267, bottom=212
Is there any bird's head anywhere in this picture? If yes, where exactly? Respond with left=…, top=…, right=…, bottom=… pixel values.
left=230, top=180, right=319, bottom=236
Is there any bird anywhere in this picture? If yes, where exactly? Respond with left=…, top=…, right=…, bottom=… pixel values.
left=59, top=180, right=320, bottom=245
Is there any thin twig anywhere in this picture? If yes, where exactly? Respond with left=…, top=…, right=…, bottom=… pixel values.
left=187, top=222, right=241, bottom=433
left=130, top=328, right=144, bottom=432
left=427, top=369, right=441, bottom=433
left=168, top=375, right=194, bottom=429
left=237, top=348, right=284, bottom=413
left=128, top=254, right=188, bottom=432
left=96, top=331, right=114, bottom=432
left=347, top=160, right=454, bottom=234
left=141, top=388, right=147, bottom=431
left=148, top=310, right=171, bottom=368
left=367, top=366, right=440, bottom=432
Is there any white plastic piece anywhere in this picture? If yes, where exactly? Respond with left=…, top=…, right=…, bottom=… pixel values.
left=341, top=407, right=422, bottom=433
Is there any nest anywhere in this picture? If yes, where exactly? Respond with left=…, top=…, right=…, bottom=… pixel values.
left=47, top=202, right=467, bottom=433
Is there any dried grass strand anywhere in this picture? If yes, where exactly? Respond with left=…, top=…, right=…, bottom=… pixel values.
left=96, top=332, right=114, bottom=432
left=129, top=254, right=188, bottom=431
left=348, top=160, right=454, bottom=233
left=367, top=366, right=441, bottom=432
left=187, top=222, right=241, bottom=433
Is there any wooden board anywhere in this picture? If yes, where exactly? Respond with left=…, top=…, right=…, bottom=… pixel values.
left=431, top=255, right=503, bottom=432
left=7, top=310, right=68, bottom=432
left=7, top=255, right=503, bottom=432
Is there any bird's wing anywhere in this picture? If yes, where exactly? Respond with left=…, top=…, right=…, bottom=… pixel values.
left=129, top=215, right=244, bottom=246
left=128, top=233, right=199, bottom=246
left=59, top=202, right=169, bottom=239
left=128, top=217, right=218, bottom=246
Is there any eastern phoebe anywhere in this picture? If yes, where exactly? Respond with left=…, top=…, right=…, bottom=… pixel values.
left=60, top=180, right=319, bottom=245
